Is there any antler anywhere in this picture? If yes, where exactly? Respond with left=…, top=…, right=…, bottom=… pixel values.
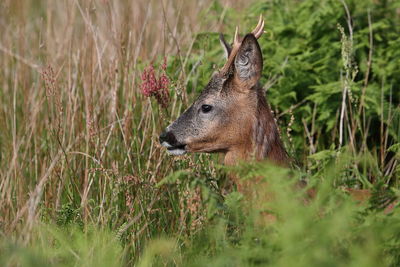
left=251, top=15, right=265, bottom=38
left=219, top=15, right=265, bottom=76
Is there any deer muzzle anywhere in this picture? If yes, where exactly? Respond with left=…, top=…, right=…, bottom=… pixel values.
left=159, top=131, right=187, bottom=155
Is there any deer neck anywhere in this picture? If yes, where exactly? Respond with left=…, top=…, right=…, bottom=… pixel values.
left=224, top=91, right=287, bottom=166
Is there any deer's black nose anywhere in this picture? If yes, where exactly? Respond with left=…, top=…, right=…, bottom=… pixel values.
left=159, top=131, right=178, bottom=146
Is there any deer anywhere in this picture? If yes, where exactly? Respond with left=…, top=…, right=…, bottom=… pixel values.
left=159, top=17, right=286, bottom=165
left=159, top=16, right=389, bottom=210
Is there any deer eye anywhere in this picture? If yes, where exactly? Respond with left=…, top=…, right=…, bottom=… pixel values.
left=201, top=104, right=213, bottom=113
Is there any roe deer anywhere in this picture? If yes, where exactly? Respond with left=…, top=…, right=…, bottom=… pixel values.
left=159, top=16, right=287, bottom=166
left=159, top=16, right=287, bottom=195
left=159, top=16, right=379, bottom=204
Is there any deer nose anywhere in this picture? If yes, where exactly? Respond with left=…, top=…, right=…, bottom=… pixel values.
left=159, top=131, right=178, bottom=146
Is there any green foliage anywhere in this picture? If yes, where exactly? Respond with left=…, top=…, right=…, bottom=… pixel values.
left=161, top=160, right=400, bottom=267
left=0, top=225, right=122, bottom=267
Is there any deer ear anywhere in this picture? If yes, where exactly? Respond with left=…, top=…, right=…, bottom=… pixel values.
left=219, top=33, right=232, bottom=59
left=234, top=34, right=263, bottom=87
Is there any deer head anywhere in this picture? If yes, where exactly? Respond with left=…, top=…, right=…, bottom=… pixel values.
left=159, top=16, right=287, bottom=165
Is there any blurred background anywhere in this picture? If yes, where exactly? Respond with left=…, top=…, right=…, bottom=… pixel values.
left=0, top=0, right=399, bottom=266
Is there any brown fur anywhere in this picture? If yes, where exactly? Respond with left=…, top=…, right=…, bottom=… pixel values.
left=222, top=83, right=287, bottom=167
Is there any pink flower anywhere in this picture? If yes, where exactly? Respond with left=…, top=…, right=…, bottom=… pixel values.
left=140, top=57, right=170, bottom=108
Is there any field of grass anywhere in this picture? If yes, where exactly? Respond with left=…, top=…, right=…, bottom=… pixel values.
left=0, top=0, right=399, bottom=266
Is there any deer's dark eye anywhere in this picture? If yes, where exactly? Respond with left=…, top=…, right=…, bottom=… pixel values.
left=201, top=104, right=213, bottom=113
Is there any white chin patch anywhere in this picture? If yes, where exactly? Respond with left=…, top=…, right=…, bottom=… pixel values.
left=161, top=141, right=173, bottom=148
left=161, top=141, right=186, bottom=156
left=167, top=148, right=187, bottom=156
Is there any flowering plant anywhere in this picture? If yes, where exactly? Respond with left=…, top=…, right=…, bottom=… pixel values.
left=140, top=57, right=170, bottom=108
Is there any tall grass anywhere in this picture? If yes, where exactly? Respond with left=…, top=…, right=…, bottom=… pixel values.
left=0, top=0, right=235, bottom=260
left=0, top=0, right=399, bottom=266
